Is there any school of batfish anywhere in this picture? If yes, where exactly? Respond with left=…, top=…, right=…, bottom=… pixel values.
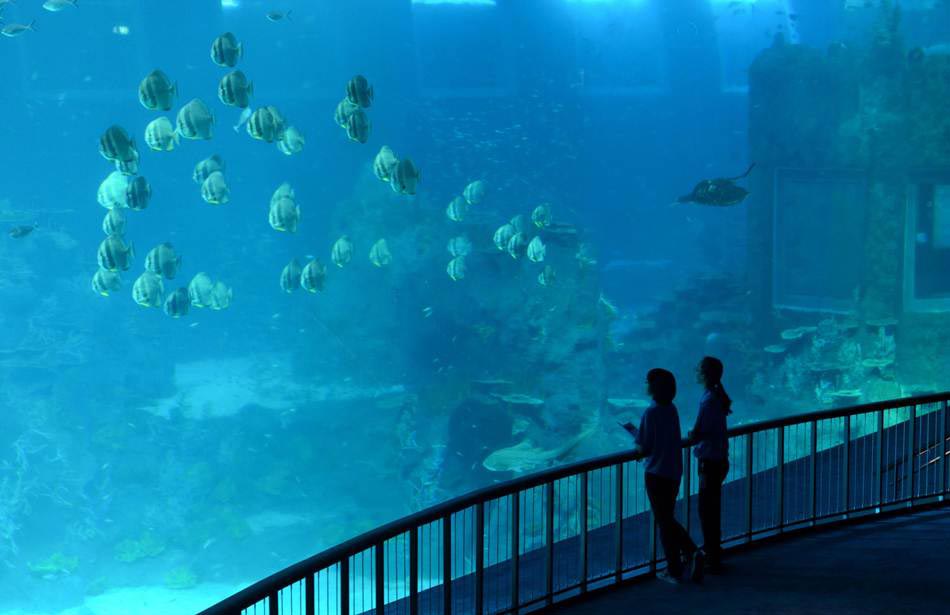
left=78, top=11, right=562, bottom=322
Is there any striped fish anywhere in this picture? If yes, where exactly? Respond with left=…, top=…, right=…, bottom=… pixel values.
left=125, top=176, right=151, bottom=211
left=211, top=32, right=243, bottom=67
left=91, top=268, right=122, bottom=297
left=176, top=98, right=215, bottom=140
left=97, top=235, right=135, bottom=272
left=345, top=108, right=370, bottom=144
left=144, top=117, right=178, bottom=152
left=277, top=126, right=305, bottom=155
left=99, top=125, right=137, bottom=163
left=246, top=106, right=285, bottom=143
left=334, top=98, right=358, bottom=128
left=217, top=70, right=254, bottom=108
left=193, top=154, right=225, bottom=185
left=300, top=259, right=327, bottom=293
left=163, top=288, right=191, bottom=318
left=102, top=209, right=126, bottom=237
left=188, top=272, right=214, bottom=307
left=209, top=281, right=233, bottom=310
left=132, top=272, right=164, bottom=308
left=280, top=259, right=303, bottom=293
left=201, top=171, right=230, bottom=205
left=390, top=158, right=421, bottom=196
left=345, top=75, right=374, bottom=108
left=138, top=69, right=177, bottom=111
left=114, top=154, right=139, bottom=176
left=268, top=196, right=299, bottom=232
left=145, top=242, right=182, bottom=280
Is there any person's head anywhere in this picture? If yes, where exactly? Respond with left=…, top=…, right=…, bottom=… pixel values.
left=697, top=356, right=732, bottom=414
left=646, top=368, right=677, bottom=405
left=697, top=356, right=724, bottom=387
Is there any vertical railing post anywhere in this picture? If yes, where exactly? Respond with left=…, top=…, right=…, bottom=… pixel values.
left=909, top=405, right=918, bottom=504
left=843, top=417, right=851, bottom=517
left=410, top=527, right=419, bottom=615
left=684, top=450, right=692, bottom=535
left=268, top=590, right=279, bottom=615
left=904, top=404, right=917, bottom=506
left=474, top=503, right=484, bottom=615
left=442, top=516, right=452, bottom=615
left=579, top=472, right=588, bottom=594
left=777, top=426, right=785, bottom=531
left=340, top=557, right=350, bottom=615
left=940, top=401, right=948, bottom=497
left=877, top=410, right=886, bottom=509
left=375, top=542, right=385, bottom=615
left=745, top=435, right=754, bottom=540
left=810, top=420, right=818, bottom=523
left=544, top=482, right=554, bottom=605
left=614, top=463, right=624, bottom=583
left=511, top=492, right=520, bottom=614
left=306, top=573, right=315, bottom=615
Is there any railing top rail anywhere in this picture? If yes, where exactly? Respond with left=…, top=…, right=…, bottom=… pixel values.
left=199, top=390, right=950, bottom=614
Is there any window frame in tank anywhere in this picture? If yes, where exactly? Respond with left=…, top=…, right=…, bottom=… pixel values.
left=771, top=167, right=869, bottom=315
left=904, top=176, right=950, bottom=313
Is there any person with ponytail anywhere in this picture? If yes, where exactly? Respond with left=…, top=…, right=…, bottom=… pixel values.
left=689, top=356, right=732, bottom=573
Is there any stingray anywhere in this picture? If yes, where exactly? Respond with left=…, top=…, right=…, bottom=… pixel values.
left=677, top=163, right=755, bottom=206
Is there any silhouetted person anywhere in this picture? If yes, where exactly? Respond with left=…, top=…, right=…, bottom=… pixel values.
left=630, top=368, right=704, bottom=584
left=689, top=356, right=732, bottom=573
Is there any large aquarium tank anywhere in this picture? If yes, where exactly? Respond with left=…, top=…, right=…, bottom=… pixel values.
left=1, top=0, right=949, bottom=612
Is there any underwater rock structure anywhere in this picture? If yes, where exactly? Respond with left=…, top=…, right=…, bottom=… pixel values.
left=745, top=1, right=950, bottom=406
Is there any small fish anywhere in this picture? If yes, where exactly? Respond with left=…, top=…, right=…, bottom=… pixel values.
left=266, top=10, right=292, bottom=22
left=144, top=242, right=182, bottom=280
left=331, top=236, right=353, bottom=268
left=201, top=171, right=230, bottom=205
left=125, top=176, right=151, bottom=211
left=280, top=259, right=303, bottom=292
left=447, top=235, right=472, bottom=258
left=526, top=236, right=546, bottom=263
left=389, top=158, right=421, bottom=195
left=217, top=70, right=254, bottom=108
left=345, top=75, right=374, bottom=108
left=102, top=209, right=126, bottom=237
left=268, top=196, right=300, bottom=233
left=43, top=0, right=77, bottom=11
left=187, top=272, right=214, bottom=307
left=507, top=232, right=527, bottom=259
left=138, top=69, right=177, bottom=111
left=2, top=21, right=36, bottom=38
left=211, top=32, right=243, bottom=68
left=193, top=154, right=224, bottom=184
left=276, top=126, right=305, bottom=156
left=176, top=98, right=215, bottom=140
left=99, top=125, right=137, bottom=163
left=334, top=98, right=359, bottom=128
left=538, top=265, right=556, bottom=287
left=91, top=268, right=122, bottom=297
left=132, top=272, right=164, bottom=308
left=163, top=288, right=191, bottom=318
left=233, top=107, right=253, bottom=133
left=373, top=145, right=399, bottom=182
left=446, top=196, right=467, bottom=222
left=531, top=203, right=552, bottom=229
left=246, top=106, right=286, bottom=143
left=447, top=256, right=466, bottom=281
left=463, top=180, right=486, bottom=205
left=345, top=108, right=370, bottom=144
left=493, top=223, right=515, bottom=251
left=369, top=239, right=392, bottom=267
left=144, top=116, right=178, bottom=152
left=300, top=259, right=327, bottom=293
left=422, top=307, right=433, bottom=318
left=209, top=281, right=233, bottom=310
left=8, top=224, right=36, bottom=239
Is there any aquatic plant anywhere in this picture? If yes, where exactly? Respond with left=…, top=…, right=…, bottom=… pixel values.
left=114, top=531, right=166, bottom=563
left=27, top=552, right=79, bottom=578
left=164, top=565, right=198, bottom=590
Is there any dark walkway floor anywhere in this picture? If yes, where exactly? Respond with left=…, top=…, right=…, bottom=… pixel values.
left=546, top=507, right=950, bottom=614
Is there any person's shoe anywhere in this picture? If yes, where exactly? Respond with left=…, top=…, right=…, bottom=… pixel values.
left=689, top=549, right=706, bottom=583
left=656, top=570, right=685, bottom=585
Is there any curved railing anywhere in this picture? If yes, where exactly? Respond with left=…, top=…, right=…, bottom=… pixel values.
left=200, top=392, right=950, bottom=615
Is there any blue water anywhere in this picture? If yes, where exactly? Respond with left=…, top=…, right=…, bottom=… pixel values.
left=1, top=0, right=948, bottom=612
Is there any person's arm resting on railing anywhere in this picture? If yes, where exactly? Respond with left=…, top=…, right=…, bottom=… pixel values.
left=631, top=410, right=652, bottom=461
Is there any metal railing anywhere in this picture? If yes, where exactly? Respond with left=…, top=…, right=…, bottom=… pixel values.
left=199, top=392, right=950, bottom=615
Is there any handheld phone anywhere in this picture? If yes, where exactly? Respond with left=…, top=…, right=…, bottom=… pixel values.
left=617, top=420, right=638, bottom=437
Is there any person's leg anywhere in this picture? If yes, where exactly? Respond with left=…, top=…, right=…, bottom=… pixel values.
left=699, top=459, right=724, bottom=565
left=645, top=472, right=684, bottom=578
